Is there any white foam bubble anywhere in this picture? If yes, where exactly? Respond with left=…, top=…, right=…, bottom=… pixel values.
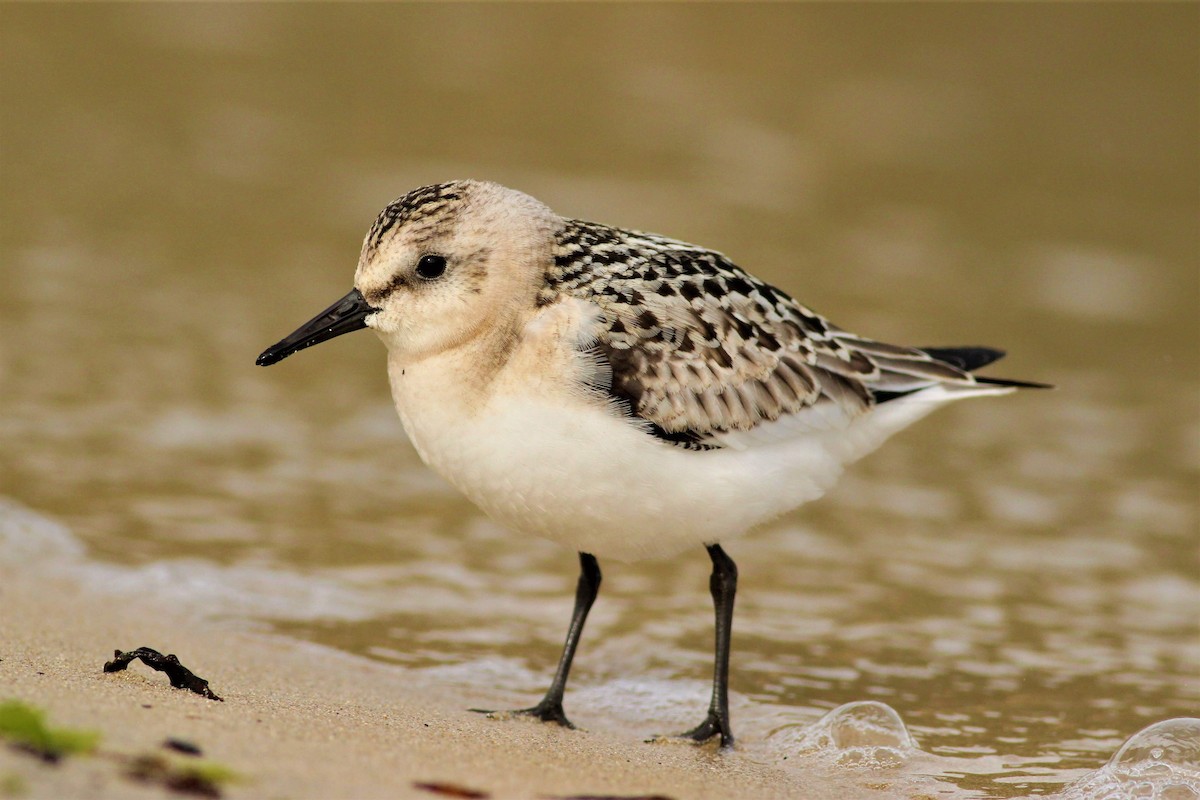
left=773, top=700, right=917, bottom=769
left=1057, top=718, right=1200, bottom=800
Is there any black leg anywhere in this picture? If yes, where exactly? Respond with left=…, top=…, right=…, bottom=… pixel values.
left=675, top=544, right=738, bottom=748
left=472, top=552, right=601, bottom=729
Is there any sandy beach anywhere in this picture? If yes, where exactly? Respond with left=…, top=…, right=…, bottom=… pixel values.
left=0, top=570, right=864, bottom=800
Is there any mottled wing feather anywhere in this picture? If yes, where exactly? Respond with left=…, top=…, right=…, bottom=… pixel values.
left=547, top=220, right=976, bottom=447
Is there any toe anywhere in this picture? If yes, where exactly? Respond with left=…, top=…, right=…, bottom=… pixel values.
left=471, top=702, right=576, bottom=729
left=653, top=714, right=733, bottom=748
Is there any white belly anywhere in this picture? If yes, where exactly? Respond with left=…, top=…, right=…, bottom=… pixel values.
left=397, top=394, right=807, bottom=561
left=390, top=370, right=990, bottom=562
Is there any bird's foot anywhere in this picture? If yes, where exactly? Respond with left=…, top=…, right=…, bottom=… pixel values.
left=469, top=698, right=576, bottom=729
left=648, top=712, right=734, bottom=749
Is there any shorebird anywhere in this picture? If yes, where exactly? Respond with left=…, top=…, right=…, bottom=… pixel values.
left=257, top=180, right=1046, bottom=748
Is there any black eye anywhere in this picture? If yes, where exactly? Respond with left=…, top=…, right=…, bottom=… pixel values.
left=416, top=254, right=447, bottom=280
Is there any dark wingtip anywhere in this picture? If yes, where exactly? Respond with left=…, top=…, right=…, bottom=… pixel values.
left=920, top=346, right=1007, bottom=372
left=974, top=376, right=1055, bottom=390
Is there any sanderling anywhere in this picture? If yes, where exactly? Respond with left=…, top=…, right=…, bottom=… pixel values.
left=257, top=180, right=1047, bottom=748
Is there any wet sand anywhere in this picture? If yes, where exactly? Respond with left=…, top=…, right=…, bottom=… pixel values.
left=0, top=570, right=864, bottom=800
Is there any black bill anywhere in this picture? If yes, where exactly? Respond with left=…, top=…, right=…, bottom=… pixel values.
left=256, top=288, right=376, bottom=367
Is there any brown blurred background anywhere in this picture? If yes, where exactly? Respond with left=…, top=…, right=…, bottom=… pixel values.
left=2, top=5, right=1196, bottom=795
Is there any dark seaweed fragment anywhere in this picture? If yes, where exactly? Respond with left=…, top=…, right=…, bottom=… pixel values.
left=103, top=647, right=223, bottom=702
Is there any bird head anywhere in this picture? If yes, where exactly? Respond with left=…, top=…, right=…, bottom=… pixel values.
left=257, top=180, right=557, bottom=367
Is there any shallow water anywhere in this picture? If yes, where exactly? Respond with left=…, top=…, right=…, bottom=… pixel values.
left=2, top=6, right=1197, bottom=797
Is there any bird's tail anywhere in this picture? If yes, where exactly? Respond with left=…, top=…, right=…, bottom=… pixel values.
left=867, top=345, right=1052, bottom=404
left=919, top=346, right=1053, bottom=390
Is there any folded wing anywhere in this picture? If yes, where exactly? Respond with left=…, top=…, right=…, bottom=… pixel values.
left=547, top=220, right=1033, bottom=450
